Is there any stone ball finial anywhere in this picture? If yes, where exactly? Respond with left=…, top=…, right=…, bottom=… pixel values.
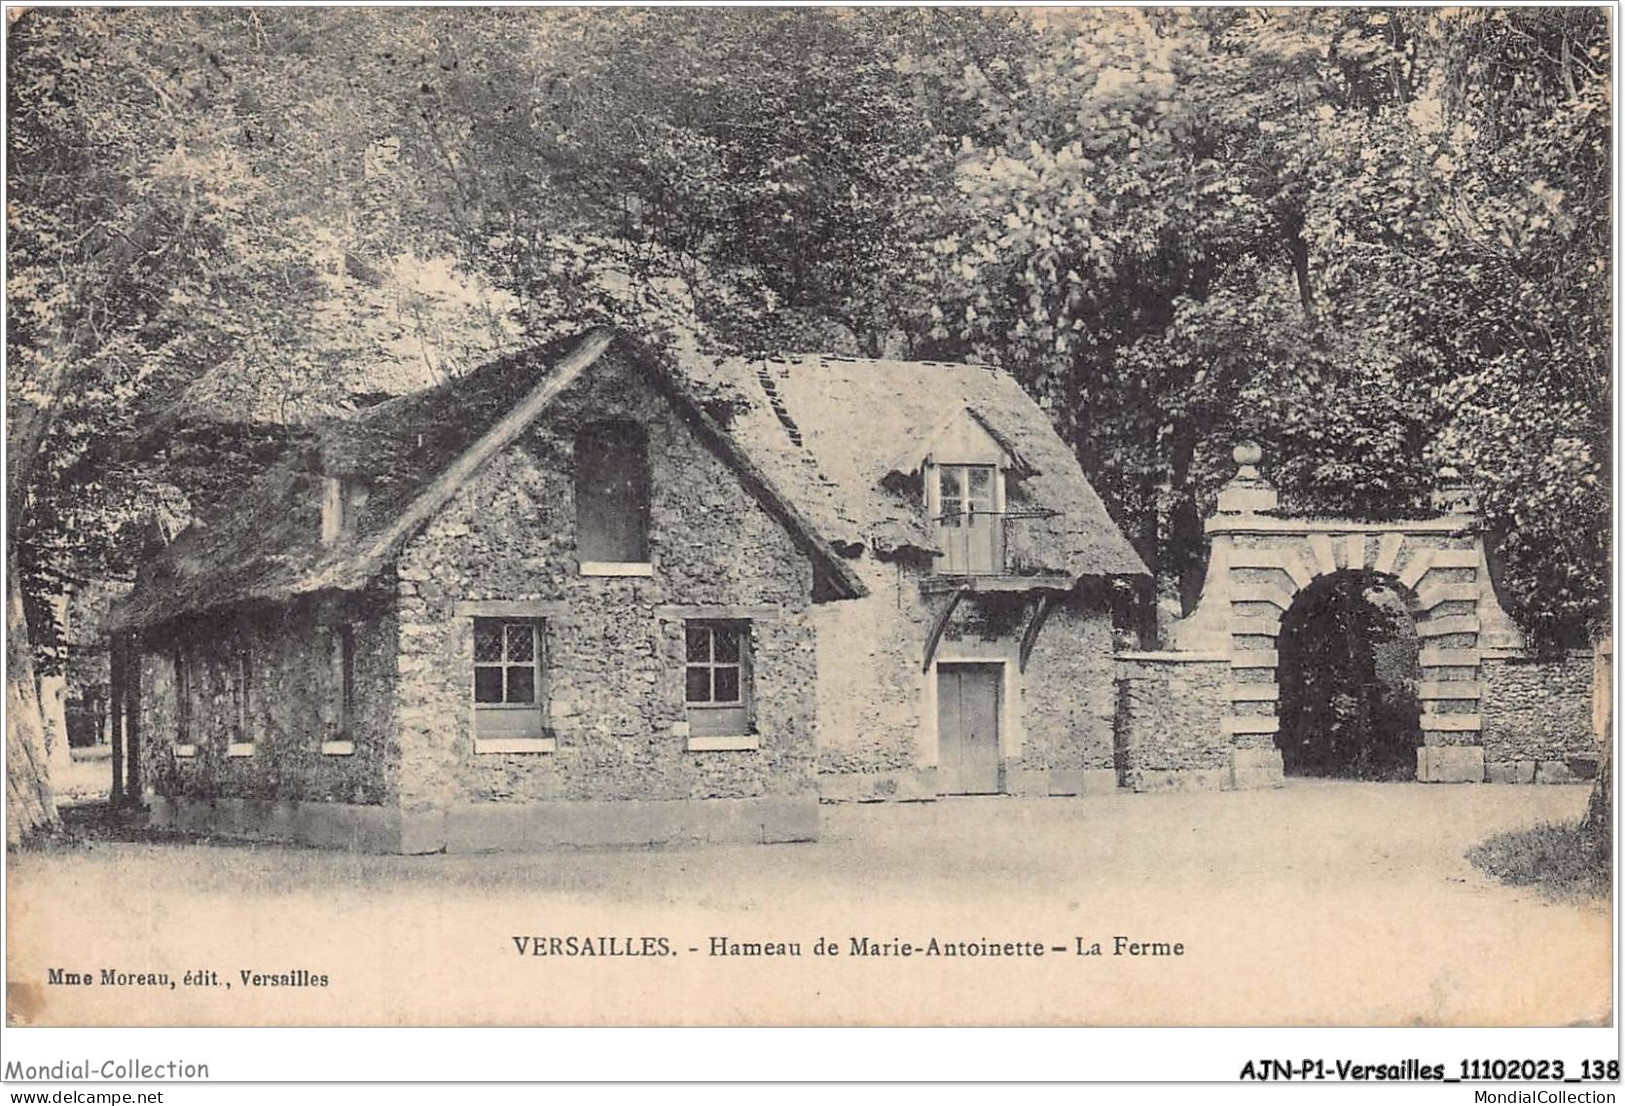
left=1218, top=439, right=1276, bottom=513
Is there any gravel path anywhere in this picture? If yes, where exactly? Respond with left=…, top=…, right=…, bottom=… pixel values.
left=7, top=780, right=1609, bottom=1027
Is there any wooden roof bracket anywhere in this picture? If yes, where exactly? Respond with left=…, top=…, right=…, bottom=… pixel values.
left=922, top=586, right=969, bottom=672
left=1018, top=592, right=1057, bottom=673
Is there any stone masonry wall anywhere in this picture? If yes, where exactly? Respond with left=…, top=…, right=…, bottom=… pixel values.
left=1018, top=593, right=1117, bottom=780
left=815, top=558, right=1117, bottom=799
left=1113, top=655, right=1230, bottom=791
left=812, top=558, right=924, bottom=780
left=139, top=589, right=398, bottom=805
left=1482, top=651, right=1598, bottom=782
left=392, top=349, right=817, bottom=816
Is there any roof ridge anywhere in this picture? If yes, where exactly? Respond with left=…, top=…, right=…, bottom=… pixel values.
left=300, top=331, right=617, bottom=594
left=769, top=352, right=1007, bottom=375
left=111, top=329, right=877, bottom=629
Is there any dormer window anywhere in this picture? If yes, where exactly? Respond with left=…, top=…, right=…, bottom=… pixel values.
left=896, top=407, right=1030, bottom=577
left=931, top=464, right=1003, bottom=574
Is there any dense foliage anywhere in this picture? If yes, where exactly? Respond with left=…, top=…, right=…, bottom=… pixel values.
left=7, top=7, right=1610, bottom=668
left=929, top=9, right=1609, bottom=636
left=1277, top=575, right=1420, bottom=780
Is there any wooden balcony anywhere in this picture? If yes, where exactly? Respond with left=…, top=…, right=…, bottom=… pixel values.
left=921, top=509, right=1072, bottom=594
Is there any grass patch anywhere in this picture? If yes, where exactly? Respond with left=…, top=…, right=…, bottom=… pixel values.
left=1467, top=821, right=1611, bottom=901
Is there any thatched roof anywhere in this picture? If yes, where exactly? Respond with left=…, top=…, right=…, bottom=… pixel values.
left=110, top=333, right=1146, bottom=633
left=673, top=351, right=1149, bottom=580
left=109, top=330, right=867, bottom=631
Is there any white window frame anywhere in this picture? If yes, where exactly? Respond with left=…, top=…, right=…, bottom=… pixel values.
left=228, top=638, right=254, bottom=757
left=926, top=462, right=1007, bottom=574
left=472, top=617, right=553, bottom=754
left=683, top=620, right=754, bottom=747
left=580, top=561, right=654, bottom=577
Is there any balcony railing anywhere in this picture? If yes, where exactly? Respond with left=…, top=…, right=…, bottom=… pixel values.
left=933, top=509, right=1004, bottom=575
left=931, top=508, right=1063, bottom=577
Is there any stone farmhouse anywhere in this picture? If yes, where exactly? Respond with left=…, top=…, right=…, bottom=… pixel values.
left=108, top=329, right=1147, bottom=851
left=683, top=349, right=1149, bottom=802
left=106, top=328, right=1601, bottom=853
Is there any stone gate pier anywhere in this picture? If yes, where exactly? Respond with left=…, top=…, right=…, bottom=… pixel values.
left=1113, top=444, right=1600, bottom=789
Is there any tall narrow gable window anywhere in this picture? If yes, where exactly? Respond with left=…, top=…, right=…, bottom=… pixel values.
left=473, top=618, right=546, bottom=740
left=322, top=625, right=356, bottom=756
left=684, top=621, right=751, bottom=738
left=228, top=639, right=254, bottom=757
left=575, top=421, right=650, bottom=570
left=172, top=646, right=196, bottom=758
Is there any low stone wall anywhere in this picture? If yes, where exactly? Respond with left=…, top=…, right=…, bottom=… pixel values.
left=1482, top=651, right=1599, bottom=783
left=427, top=794, right=817, bottom=852
left=146, top=793, right=816, bottom=852
left=1113, top=652, right=1238, bottom=791
left=146, top=794, right=404, bottom=852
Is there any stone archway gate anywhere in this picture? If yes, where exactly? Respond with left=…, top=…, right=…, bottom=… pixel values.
left=1112, top=445, right=1596, bottom=790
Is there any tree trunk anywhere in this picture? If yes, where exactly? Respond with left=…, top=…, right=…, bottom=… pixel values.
left=1583, top=744, right=1609, bottom=837
left=1288, top=231, right=1314, bottom=320
left=41, top=593, right=74, bottom=780
left=5, top=210, right=162, bottom=843
left=7, top=560, right=58, bottom=845
left=7, top=395, right=63, bottom=845
left=1581, top=634, right=1610, bottom=854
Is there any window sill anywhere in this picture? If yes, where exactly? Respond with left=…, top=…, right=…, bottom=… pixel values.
left=320, top=740, right=355, bottom=756
left=173, top=743, right=197, bottom=759
left=226, top=743, right=255, bottom=758
left=580, top=561, right=654, bottom=577
left=474, top=737, right=557, bottom=755
left=686, top=734, right=759, bottom=752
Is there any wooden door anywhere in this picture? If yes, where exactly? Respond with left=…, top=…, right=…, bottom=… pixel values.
left=937, top=663, right=1002, bottom=794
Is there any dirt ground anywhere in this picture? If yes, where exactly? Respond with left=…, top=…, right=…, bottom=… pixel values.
left=51, top=750, right=114, bottom=806
left=5, top=780, right=1611, bottom=1027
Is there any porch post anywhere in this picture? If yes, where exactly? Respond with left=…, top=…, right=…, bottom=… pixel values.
left=109, top=632, right=125, bottom=806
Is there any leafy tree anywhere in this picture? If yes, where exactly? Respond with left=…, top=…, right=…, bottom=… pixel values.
left=1278, top=575, right=1420, bottom=779
left=6, top=8, right=1608, bottom=841
left=7, top=8, right=257, bottom=839
left=350, top=7, right=974, bottom=356
left=4, top=8, right=983, bottom=836
left=4, top=8, right=465, bottom=839
left=928, top=8, right=1608, bottom=642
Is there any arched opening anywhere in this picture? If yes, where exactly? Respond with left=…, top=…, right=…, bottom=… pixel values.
left=1276, top=570, right=1423, bottom=780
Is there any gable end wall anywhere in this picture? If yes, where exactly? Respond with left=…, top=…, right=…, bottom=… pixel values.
left=391, top=350, right=819, bottom=842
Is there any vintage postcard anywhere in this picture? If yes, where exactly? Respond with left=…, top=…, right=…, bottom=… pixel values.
left=4, top=3, right=1612, bottom=1047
